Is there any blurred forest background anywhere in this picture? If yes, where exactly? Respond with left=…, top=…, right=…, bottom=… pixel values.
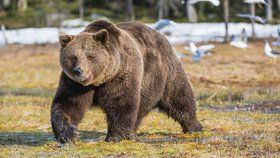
left=0, top=0, right=280, bottom=29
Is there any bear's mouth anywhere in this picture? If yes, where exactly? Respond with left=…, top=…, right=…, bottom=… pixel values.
left=75, top=76, right=90, bottom=83
left=80, top=77, right=90, bottom=82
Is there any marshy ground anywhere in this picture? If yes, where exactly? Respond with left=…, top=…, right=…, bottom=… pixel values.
left=0, top=41, right=279, bottom=157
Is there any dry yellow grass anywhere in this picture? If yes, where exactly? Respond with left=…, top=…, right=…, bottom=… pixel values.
left=0, top=42, right=279, bottom=157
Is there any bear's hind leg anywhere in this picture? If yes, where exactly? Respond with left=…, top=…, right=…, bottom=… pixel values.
left=157, top=100, right=202, bottom=133
left=157, top=79, right=202, bottom=133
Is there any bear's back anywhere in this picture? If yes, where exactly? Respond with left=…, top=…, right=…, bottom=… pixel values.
left=116, top=22, right=180, bottom=74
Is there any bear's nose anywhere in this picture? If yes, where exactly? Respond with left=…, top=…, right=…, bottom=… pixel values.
left=73, top=67, right=83, bottom=76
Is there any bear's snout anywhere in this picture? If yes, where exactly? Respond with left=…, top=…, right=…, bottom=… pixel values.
left=73, top=67, right=83, bottom=77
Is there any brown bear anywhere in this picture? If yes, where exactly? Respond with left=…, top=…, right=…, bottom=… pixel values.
left=51, top=20, right=202, bottom=144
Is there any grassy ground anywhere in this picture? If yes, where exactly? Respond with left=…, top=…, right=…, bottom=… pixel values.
left=0, top=42, right=279, bottom=157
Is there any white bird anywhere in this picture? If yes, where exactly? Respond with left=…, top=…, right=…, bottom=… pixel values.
left=185, top=42, right=215, bottom=56
left=236, top=13, right=267, bottom=24
left=152, top=19, right=177, bottom=31
left=272, top=28, right=280, bottom=46
left=244, top=0, right=266, bottom=4
left=184, top=42, right=215, bottom=62
left=188, top=0, right=220, bottom=6
left=230, top=28, right=248, bottom=49
left=264, top=41, right=280, bottom=59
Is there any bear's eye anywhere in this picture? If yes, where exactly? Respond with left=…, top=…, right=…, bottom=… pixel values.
left=87, top=55, right=93, bottom=60
left=70, top=56, right=77, bottom=61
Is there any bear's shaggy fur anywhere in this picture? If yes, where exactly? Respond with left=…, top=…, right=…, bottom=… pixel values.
left=51, top=20, right=202, bottom=143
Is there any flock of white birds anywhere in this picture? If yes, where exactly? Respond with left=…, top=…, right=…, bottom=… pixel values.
left=152, top=19, right=280, bottom=62
left=151, top=0, right=280, bottom=62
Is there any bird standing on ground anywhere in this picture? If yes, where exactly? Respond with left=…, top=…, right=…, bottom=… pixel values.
left=184, top=42, right=215, bottom=62
left=189, top=42, right=202, bottom=62
left=230, top=28, right=248, bottom=49
left=264, top=41, right=280, bottom=63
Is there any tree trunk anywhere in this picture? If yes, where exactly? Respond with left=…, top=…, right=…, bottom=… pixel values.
left=125, top=0, right=135, bottom=21
left=17, top=0, right=27, bottom=11
left=184, top=0, right=188, bottom=17
left=184, top=0, right=197, bottom=22
left=224, top=0, right=229, bottom=42
left=0, top=1, right=2, bottom=12
left=158, top=0, right=164, bottom=19
left=187, top=5, right=198, bottom=22
left=277, top=0, right=280, bottom=10
left=198, top=2, right=205, bottom=19
left=79, top=0, right=84, bottom=19
left=250, top=3, right=256, bottom=38
left=3, top=0, right=11, bottom=7
left=266, top=0, right=273, bottom=22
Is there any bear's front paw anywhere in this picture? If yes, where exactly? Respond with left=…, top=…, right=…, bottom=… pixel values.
left=183, top=121, right=203, bottom=133
left=105, top=134, right=123, bottom=142
left=105, top=129, right=136, bottom=142
left=58, top=125, right=79, bottom=144
left=53, top=122, right=79, bottom=144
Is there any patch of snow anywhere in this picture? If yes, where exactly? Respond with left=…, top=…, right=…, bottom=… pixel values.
left=59, top=27, right=85, bottom=35
left=149, top=23, right=279, bottom=44
left=0, top=23, right=279, bottom=45
left=0, top=27, right=86, bottom=45
left=60, top=18, right=91, bottom=28
left=2, top=28, right=59, bottom=45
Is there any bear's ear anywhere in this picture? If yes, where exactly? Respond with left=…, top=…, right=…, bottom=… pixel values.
left=84, top=20, right=120, bottom=37
left=59, top=33, right=74, bottom=47
left=93, top=29, right=108, bottom=44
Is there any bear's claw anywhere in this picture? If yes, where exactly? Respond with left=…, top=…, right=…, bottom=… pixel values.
left=55, top=123, right=79, bottom=144
left=182, top=121, right=203, bottom=133
left=105, top=130, right=137, bottom=142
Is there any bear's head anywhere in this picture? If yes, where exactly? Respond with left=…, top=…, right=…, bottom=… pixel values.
left=59, top=26, right=121, bottom=86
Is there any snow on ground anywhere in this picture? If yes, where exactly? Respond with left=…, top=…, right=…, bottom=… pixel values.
left=158, top=23, right=280, bottom=44
left=0, top=28, right=59, bottom=45
left=0, top=23, right=279, bottom=45
left=60, top=19, right=91, bottom=28
left=0, top=27, right=83, bottom=45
